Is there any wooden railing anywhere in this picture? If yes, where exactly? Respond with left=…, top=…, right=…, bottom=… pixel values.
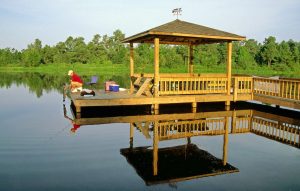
left=232, top=116, right=251, bottom=133
left=251, top=117, right=300, bottom=146
left=159, top=77, right=228, bottom=95
left=156, top=114, right=299, bottom=146
left=233, top=76, right=253, bottom=94
left=253, top=77, right=300, bottom=100
left=158, top=118, right=226, bottom=140
left=132, top=73, right=300, bottom=105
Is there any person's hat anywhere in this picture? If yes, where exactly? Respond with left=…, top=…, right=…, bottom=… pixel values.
left=68, top=70, right=73, bottom=76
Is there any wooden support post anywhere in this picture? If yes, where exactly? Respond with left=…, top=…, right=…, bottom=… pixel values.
left=249, top=110, right=253, bottom=131
left=231, top=110, right=237, bottom=133
left=251, top=77, right=254, bottom=100
left=188, top=44, right=194, bottom=74
left=223, top=116, right=229, bottom=166
left=153, top=121, right=159, bottom=176
left=153, top=104, right=159, bottom=114
left=76, top=106, right=81, bottom=119
left=233, top=77, right=238, bottom=102
left=187, top=137, right=191, bottom=144
left=226, top=41, right=232, bottom=107
left=192, top=102, right=197, bottom=113
left=130, top=43, right=134, bottom=93
left=225, top=105, right=230, bottom=111
left=130, top=123, right=134, bottom=149
left=154, top=38, right=160, bottom=97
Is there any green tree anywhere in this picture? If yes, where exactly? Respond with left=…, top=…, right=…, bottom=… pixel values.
left=236, top=46, right=256, bottom=69
left=287, top=40, right=300, bottom=66
left=87, top=34, right=108, bottom=64
left=22, top=39, right=43, bottom=67
left=197, top=44, right=219, bottom=67
left=42, top=45, right=55, bottom=64
left=109, top=30, right=127, bottom=64
left=0, top=48, right=21, bottom=65
left=260, top=36, right=278, bottom=67
left=276, top=41, right=293, bottom=68
left=217, top=43, right=227, bottom=65
left=135, top=43, right=153, bottom=71
left=244, top=39, right=260, bottom=63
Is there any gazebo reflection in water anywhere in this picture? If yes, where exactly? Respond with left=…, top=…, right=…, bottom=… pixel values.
left=63, top=102, right=300, bottom=186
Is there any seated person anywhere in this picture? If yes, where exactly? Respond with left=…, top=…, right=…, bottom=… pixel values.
left=68, top=70, right=83, bottom=92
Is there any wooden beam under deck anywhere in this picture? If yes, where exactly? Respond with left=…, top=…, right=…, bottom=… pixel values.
left=254, top=94, right=300, bottom=110
left=74, top=110, right=252, bottom=126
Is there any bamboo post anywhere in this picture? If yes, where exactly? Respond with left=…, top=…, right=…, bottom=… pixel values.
left=226, top=41, right=232, bottom=106
left=130, top=43, right=134, bottom=93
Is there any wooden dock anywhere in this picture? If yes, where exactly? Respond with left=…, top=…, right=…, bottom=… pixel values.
left=69, top=20, right=300, bottom=114
left=70, top=89, right=250, bottom=113
left=70, top=75, right=300, bottom=114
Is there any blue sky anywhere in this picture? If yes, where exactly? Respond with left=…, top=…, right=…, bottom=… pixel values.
left=0, top=0, right=300, bottom=50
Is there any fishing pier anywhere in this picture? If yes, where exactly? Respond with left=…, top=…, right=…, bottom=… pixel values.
left=70, top=20, right=300, bottom=114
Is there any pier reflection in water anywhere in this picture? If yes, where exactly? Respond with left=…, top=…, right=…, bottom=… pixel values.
left=64, top=102, right=300, bottom=186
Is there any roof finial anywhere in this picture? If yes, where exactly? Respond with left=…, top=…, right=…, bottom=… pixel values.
left=172, top=8, right=182, bottom=19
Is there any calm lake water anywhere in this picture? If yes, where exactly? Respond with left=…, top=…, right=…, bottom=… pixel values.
left=0, top=73, right=300, bottom=191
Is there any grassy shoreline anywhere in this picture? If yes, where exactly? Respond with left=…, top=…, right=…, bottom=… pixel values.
left=0, top=63, right=299, bottom=78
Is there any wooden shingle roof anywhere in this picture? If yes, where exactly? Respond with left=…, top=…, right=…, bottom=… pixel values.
left=123, top=19, right=245, bottom=45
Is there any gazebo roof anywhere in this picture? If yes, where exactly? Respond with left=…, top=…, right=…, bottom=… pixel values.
left=122, top=19, right=246, bottom=45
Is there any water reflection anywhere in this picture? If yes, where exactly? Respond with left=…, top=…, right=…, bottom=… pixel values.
left=120, top=115, right=235, bottom=186
left=0, top=72, right=129, bottom=98
left=63, top=102, right=300, bottom=186
left=63, top=104, right=81, bottom=133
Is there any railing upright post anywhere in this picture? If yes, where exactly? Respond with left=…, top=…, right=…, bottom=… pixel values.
left=233, top=77, right=238, bottom=102
left=130, top=43, right=134, bottom=94
left=251, top=77, right=254, bottom=100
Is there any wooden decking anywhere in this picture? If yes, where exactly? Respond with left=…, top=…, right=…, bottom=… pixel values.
left=70, top=90, right=251, bottom=113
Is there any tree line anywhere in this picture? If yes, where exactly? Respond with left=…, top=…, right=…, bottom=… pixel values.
left=1, top=29, right=300, bottom=72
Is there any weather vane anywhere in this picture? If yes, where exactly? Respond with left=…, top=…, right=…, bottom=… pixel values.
left=172, top=8, right=182, bottom=19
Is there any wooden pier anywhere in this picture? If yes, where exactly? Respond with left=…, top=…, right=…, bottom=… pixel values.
left=69, top=19, right=300, bottom=113
left=70, top=75, right=300, bottom=113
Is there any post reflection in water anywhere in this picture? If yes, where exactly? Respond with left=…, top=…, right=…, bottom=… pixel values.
left=64, top=102, right=300, bottom=186
left=121, top=118, right=234, bottom=185
left=63, top=104, right=81, bottom=134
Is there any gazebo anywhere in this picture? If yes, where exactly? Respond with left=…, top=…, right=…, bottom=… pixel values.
left=122, top=19, right=247, bottom=110
left=69, top=20, right=300, bottom=115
